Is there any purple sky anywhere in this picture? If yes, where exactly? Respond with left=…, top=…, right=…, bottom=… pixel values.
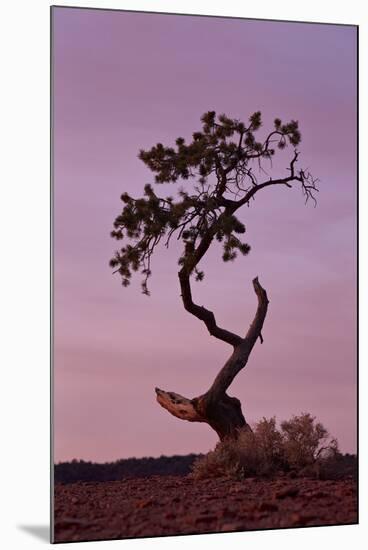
left=53, top=8, right=357, bottom=462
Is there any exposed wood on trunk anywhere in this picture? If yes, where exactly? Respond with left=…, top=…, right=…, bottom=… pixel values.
left=155, top=387, right=251, bottom=440
left=155, top=388, right=205, bottom=422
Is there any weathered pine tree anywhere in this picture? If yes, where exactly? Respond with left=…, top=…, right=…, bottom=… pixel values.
left=110, top=111, right=318, bottom=440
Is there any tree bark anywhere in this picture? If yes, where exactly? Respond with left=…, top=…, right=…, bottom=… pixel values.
left=155, top=277, right=269, bottom=440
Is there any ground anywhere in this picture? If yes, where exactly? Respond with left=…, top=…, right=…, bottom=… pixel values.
left=54, top=474, right=357, bottom=542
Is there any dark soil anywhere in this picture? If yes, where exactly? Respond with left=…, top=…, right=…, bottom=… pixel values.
left=54, top=474, right=357, bottom=542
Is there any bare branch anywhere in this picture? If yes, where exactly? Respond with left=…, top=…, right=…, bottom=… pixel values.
left=207, top=277, right=269, bottom=399
left=178, top=268, right=243, bottom=347
left=227, top=150, right=318, bottom=211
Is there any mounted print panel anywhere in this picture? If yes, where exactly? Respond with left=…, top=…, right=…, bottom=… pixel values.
left=51, top=6, right=358, bottom=544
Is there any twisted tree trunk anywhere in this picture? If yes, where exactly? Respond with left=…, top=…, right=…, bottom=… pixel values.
left=155, top=277, right=269, bottom=440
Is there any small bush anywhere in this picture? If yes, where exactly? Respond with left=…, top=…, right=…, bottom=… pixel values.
left=281, top=412, right=332, bottom=469
left=256, top=416, right=285, bottom=468
left=191, top=413, right=340, bottom=480
left=191, top=429, right=260, bottom=480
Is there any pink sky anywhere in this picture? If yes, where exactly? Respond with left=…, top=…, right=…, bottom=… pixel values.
left=52, top=7, right=357, bottom=462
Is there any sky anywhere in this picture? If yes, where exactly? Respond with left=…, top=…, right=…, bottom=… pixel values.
left=52, top=7, right=357, bottom=462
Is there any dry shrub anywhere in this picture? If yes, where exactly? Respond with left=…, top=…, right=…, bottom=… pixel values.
left=256, top=417, right=284, bottom=467
left=190, top=430, right=256, bottom=480
left=281, top=412, right=334, bottom=469
left=191, top=417, right=284, bottom=480
left=191, top=413, right=339, bottom=480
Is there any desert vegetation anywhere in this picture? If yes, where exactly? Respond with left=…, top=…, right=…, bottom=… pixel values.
left=191, top=413, right=341, bottom=480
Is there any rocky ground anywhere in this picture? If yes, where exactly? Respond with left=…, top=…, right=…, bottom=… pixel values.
left=54, top=474, right=357, bottom=543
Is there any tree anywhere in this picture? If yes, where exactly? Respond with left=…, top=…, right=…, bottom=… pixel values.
left=110, top=110, right=318, bottom=441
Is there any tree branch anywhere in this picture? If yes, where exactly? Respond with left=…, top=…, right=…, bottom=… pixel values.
left=227, top=150, right=317, bottom=211
left=234, top=151, right=301, bottom=207
left=206, top=277, right=269, bottom=400
left=178, top=268, right=243, bottom=347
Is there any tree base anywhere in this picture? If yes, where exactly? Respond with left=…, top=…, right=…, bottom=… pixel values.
left=194, top=392, right=252, bottom=440
left=155, top=387, right=251, bottom=441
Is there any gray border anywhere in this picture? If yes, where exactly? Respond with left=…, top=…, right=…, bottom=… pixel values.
left=50, top=5, right=55, bottom=544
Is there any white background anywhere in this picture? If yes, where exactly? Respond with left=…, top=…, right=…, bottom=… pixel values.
left=0, top=0, right=366, bottom=548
